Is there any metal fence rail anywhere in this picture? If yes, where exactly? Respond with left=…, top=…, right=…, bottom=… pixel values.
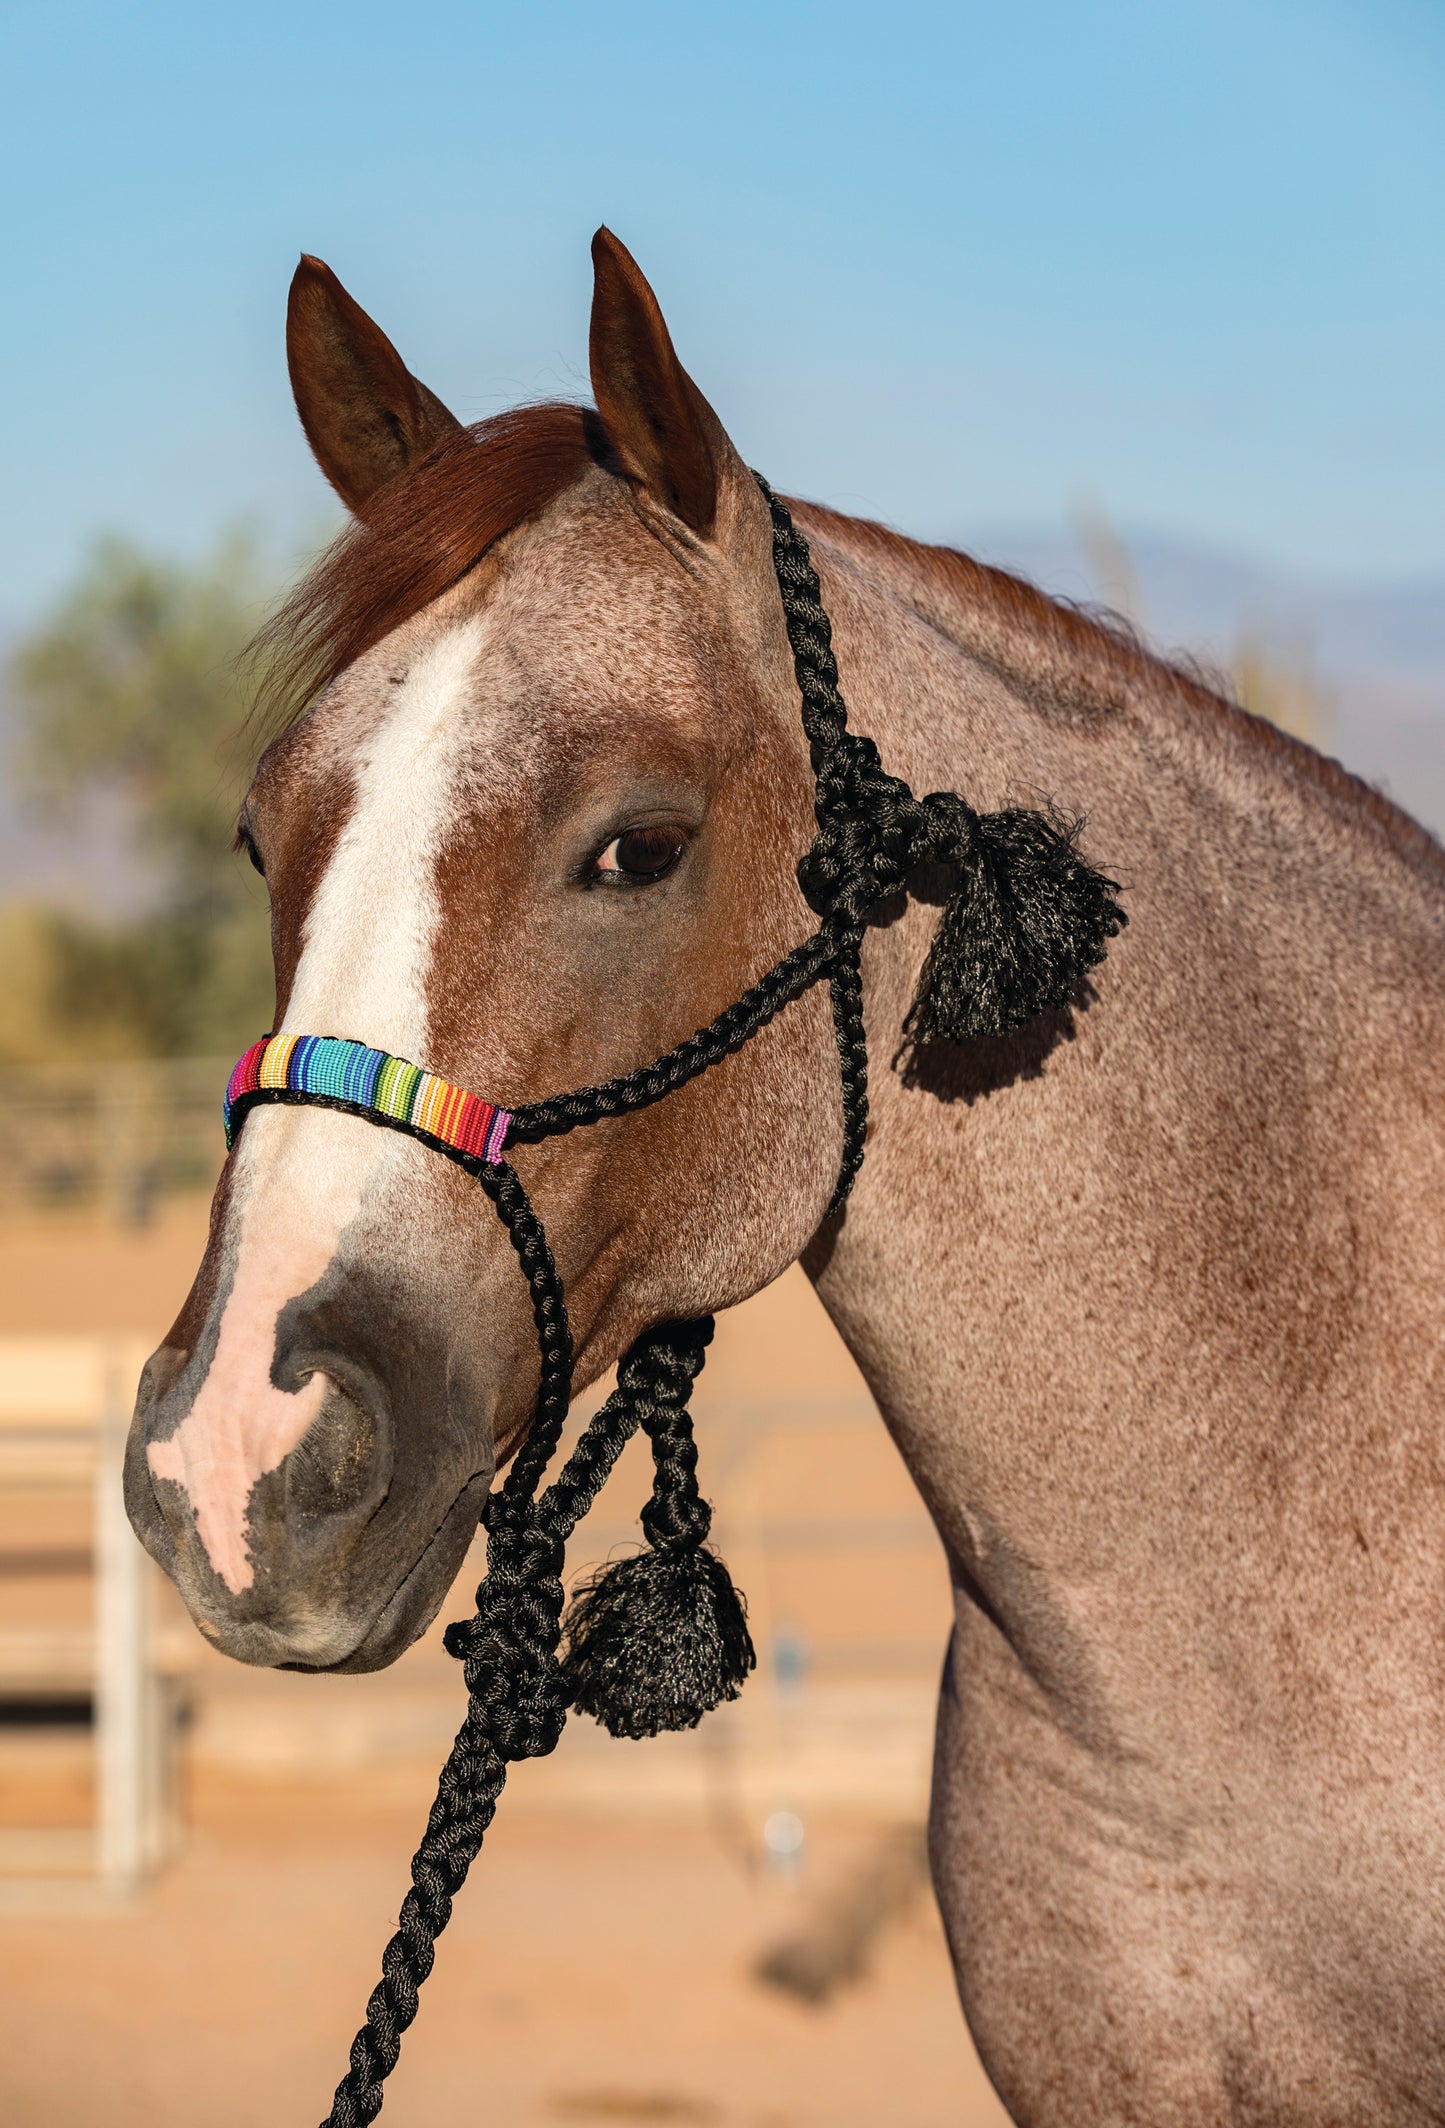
left=0, top=1058, right=227, bottom=1221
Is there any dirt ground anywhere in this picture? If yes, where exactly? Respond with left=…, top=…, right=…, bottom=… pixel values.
left=0, top=1773, right=1011, bottom=2128
left=0, top=1204, right=1010, bottom=2126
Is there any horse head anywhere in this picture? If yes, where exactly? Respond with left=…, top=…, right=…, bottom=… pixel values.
left=125, top=233, right=844, bottom=1671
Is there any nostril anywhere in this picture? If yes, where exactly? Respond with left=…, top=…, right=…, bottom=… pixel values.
left=139, top=1343, right=190, bottom=1408
left=282, top=1374, right=393, bottom=1532
left=126, top=1342, right=190, bottom=1567
left=125, top=1410, right=174, bottom=1567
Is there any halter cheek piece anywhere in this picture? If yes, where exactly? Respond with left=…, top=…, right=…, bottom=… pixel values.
left=223, top=480, right=1125, bottom=2128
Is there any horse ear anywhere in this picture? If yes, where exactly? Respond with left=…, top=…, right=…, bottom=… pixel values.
left=286, top=255, right=462, bottom=517
left=589, top=228, right=721, bottom=537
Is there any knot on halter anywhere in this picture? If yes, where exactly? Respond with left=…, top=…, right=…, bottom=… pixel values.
left=443, top=1502, right=568, bottom=1760
left=760, top=472, right=1127, bottom=1048
left=440, top=1321, right=754, bottom=1757
left=796, top=736, right=1124, bottom=1043
left=797, top=737, right=983, bottom=918
left=301, top=475, right=1130, bottom=2128
left=796, top=730, right=928, bottom=921
left=562, top=1319, right=754, bottom=1740
left=903, top=791, right=1128, bottom=1046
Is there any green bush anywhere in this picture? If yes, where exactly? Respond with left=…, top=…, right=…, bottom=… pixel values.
left=5, top=534, right=281, bottom=1060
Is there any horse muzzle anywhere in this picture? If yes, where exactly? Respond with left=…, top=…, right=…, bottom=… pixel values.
left=125, top=1320, right=493, bottom=1671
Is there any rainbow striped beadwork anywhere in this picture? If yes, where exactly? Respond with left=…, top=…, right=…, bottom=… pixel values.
left=224, top=1034, right=512, bottom=1163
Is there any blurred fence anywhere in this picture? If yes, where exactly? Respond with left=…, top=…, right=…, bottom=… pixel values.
left=0, top=1059, right=227, bottom=1222
left=187, top=1389, right=954, bottom=1829
left=0, top=1335, right=181, bottom=1906
left=0, top=1060, right=955, bottom=1860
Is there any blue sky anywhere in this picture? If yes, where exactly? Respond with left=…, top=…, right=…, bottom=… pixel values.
left=2, top=0, right=1441, bottom=622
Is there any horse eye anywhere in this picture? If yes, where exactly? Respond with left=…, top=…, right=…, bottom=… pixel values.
left=236, top=825, right=265, bottom=877
left=595, top=825, right=687, bottom=882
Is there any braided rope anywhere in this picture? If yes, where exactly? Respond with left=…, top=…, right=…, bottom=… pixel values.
left=321, top=1270, right=716, bottom=2126
left=825, top=929, right=869, bottom=1212
left=636, top=1338, right=717, bottom=1551
left=290, top=471, right=1111, bottom=2121
left=479, top=1165, right=574, bottom=1516
left=508, top=923, right=841, bottom=1144
left=320, top=1164, right=569, bottom=2128
left=753, top=477, right=881, bottom=1212
left=317, top=485, right=892, bottom=2122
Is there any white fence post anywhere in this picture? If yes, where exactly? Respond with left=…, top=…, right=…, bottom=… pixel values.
left=95, top=1347, right=149, bottom=1891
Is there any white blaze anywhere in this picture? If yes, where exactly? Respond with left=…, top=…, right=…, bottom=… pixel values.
left=149, top=619, right=483, bottom=1591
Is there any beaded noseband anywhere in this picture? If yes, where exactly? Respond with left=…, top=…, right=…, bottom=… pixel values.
left=225, top=1034, right=513, bottom=1163
left=223, top=479, right=1125, bottom=2128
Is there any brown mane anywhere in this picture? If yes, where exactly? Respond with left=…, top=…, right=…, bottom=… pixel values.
left=802, top=502, right=1209, bottom=718
left=256, top=402, right=601, bottom=733
left=802, top=503, right=1445, bottom=875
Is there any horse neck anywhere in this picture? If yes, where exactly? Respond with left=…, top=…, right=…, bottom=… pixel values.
left=792, top=506, right=1445, bottom=1549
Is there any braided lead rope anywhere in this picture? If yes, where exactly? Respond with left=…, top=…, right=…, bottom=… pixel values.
left=308, top=483, right=900, bottom=2123
left=751, top=476, right=882, bottom=1211
left=322, top=1169, right=709, bottom=2128
left=230, top=467, right=1126, bottom=2123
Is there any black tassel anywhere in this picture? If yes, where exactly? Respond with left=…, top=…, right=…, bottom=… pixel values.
left=905, top=805, right=1126, bottom=1043
left=562, top=1543, right=756, bottom=1740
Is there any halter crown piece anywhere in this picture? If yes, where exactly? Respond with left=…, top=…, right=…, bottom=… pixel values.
left=223, top=479, right=1126, bottom=2128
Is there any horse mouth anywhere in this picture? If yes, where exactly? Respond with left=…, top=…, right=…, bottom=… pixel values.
left=281, top=1472, right=490, bottom=1674
left=128, top=1336, right=494, bottom=1673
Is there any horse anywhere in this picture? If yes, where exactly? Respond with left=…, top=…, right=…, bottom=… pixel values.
left=126, top=229, right=1445, bottom=2126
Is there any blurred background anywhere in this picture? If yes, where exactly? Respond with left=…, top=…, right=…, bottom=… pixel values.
left=0, top=3, right=1439, bottom=2123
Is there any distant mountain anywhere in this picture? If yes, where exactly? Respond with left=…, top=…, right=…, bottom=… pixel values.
left=963, top=527, right=1445, bottom=681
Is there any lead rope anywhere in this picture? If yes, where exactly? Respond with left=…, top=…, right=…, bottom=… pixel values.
left=308, top=481, right=1125, bottom=2125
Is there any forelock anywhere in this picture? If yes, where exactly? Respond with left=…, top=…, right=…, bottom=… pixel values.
left=253, top=403, right=606, bottom=741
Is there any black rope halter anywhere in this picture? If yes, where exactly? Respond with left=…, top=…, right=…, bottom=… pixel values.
left=223, top=479, right=1126, bottom=2126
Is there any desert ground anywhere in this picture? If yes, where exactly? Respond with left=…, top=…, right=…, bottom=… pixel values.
left=0, top=1203, right=1011, bottom=2127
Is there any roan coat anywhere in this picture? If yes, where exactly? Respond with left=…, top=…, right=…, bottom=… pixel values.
left=128, top=232, right=1445, bottom=2125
